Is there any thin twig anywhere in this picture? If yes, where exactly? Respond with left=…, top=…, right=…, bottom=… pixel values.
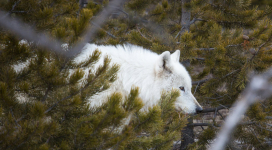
left=91, top=22, right=117, bottom=38
left=10, top=108, right=21, bottom=129
left=217, top=111, right=224, bottom=120
left=192, top=78, right=210, bottom=85
left=213, top=108, right=218, bottom=121
left=195, top=44, right=241, bottom=51
left=136, top=26, right=152, bottom=42
left=109, top=6, right=129, bottom=17
left=194, top=82, right=199, bottom=95
left=2, top=0, right=21, bottom=19
left=195, top=57, right=205, bottom=61
left=200, top=104, right=231, bottom=113
left=188, top=122, right=255, bottom=127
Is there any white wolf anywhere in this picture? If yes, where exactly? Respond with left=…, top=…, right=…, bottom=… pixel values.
left=74, top=43, right=202, bottom=114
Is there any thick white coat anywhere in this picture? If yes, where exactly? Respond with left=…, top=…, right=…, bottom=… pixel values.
left=74, top=43, right=202, bottom=114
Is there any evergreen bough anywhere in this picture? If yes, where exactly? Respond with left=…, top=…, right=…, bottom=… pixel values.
left=2, top=0, right=272, bottom=149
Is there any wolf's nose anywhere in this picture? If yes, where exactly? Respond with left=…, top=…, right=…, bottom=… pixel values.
left=196, top=106, right=203, bottom=113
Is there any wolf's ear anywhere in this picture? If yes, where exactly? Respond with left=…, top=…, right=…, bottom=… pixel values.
left=171, top=50, right=180, bottom=62
left=155, top=51, right=172, bottom=74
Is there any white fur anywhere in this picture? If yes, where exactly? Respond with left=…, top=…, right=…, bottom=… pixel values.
left=74, top=43, right=202, bottom=114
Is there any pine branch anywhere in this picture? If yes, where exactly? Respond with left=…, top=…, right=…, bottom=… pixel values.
left=133, top=113, right=153, bottom=131
left=70, top=0, right=127, bottom=57
left=13, top=128, right=37, bottom=150
left=256, top=124, right=272, bottom=132
left=0, top=11, right=64, bottom=56
left=153, top=136, right=177, bottom=150
left=209, top=3, right=240, bottom=18
left=248, top=126, right=263, bottom=145
left=91, top=22, right=117, bottom=39
left=175, top=18, right=204, bottom=39
left=44, top=67, right=105, bottom=114
left=0, top=0, right=127, bottom=58
left=249, top=39, right=271, bottom=61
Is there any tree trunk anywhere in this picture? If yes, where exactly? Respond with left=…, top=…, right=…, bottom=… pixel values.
left=180, top=117, right=195, bottom=150
left=181, top=0, right=191, bottom=34
left=79, top=0, right=87, bottom=9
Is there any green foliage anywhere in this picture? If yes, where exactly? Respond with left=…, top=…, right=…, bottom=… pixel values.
left=197, top=127, right=216, bottom=146
left=2, top=0, right=272, bottom=149
left=0, top=2, right=188, bottom=149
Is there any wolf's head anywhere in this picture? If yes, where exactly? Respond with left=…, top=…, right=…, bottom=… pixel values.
left=154, top=50, right=202, bottom=114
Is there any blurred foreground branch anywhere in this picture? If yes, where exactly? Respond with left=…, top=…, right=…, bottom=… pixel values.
left=0, top=10, right=64, bottom=55
left=0, top=0, right=126, bottom=58
left=210, top=68, right=272, bottom=150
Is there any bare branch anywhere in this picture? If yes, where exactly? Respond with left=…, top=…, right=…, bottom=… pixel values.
left=193, top=82, right=199, bottom=95
left=210, top=68, right=272, bottom=150
left=249, top=40, right=271, bottom=61
left=266, top=116, right=272, bottom=119
left=175, top=18, right=204, bottom=39
left=109, top=6, right=129, bottom=17
left=188, top=123, right=217, bottom=127
left=192, top=69, right=239, bottom=85
left=189, top=122, right=255, bottom=127
left=195, top=57, right=205, bottom=61
left=136, top=26, right=152, bottom=42
left=10, top=108, right=21, bottom=129
left=195, top=44, right=241, bottom=51
left=199, top=104, right=231, bottom=113
left=196, top=48, right=215, bottom=50
left=221, top=69, right=239, bottom=78
left=192, top=78, right=210, bottom=85
left=2, top=0, right=21, bottom=19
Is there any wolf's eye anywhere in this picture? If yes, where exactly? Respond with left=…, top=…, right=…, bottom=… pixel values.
left=179, top=86, right=185, bottom=92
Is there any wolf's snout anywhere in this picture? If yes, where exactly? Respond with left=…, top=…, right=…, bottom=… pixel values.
left=196, top=105, right=203, bottom=113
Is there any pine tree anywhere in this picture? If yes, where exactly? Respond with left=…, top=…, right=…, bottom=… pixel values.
left=81, top=0, right=272, bottom=149
left=0, top=0, right=187, bottom=149
left=2, top=0, right=272, bottom=149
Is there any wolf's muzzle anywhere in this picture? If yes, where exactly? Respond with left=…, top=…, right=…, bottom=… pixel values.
left=196, top=106, right=203, bottom=114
